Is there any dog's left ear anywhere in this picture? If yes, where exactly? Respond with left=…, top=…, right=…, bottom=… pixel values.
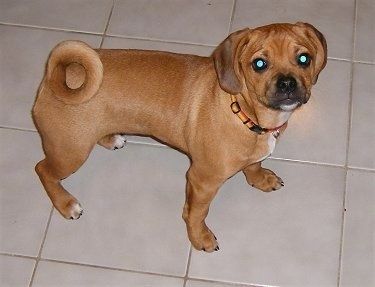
left=295, top=22, right=328, bottom=84
left=212, top=28, right=251, bottom=94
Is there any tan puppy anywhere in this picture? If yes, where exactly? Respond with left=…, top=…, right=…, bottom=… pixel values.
left=32, top=22, right=327, bottom=252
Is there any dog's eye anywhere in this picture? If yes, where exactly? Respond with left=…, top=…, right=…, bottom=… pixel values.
left=252, top=58, right=268, bottom=72
left=297, top=53, right=311, bottom=67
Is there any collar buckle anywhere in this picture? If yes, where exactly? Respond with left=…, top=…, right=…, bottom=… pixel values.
left=249, top=125, right=266, bottom=135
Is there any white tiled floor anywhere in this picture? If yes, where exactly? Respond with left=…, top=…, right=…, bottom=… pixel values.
left=0, top=1, right=374, bottom=287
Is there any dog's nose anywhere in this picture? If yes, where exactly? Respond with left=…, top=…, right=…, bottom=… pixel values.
left=277, top=76, right=297, bottom=93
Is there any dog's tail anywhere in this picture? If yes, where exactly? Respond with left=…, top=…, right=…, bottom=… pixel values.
left=45, top=40, right=103, bottom=105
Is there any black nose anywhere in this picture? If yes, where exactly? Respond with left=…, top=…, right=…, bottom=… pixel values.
left=277, top=76, right=297, bottom=93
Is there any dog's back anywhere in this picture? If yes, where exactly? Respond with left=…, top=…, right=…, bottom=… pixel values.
left=33, top=41, right=214, bottom=151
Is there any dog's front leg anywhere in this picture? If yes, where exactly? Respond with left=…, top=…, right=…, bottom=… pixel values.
left=182, top=166, right=221, bottom=252
left=243, top=162, right=284, bottom=192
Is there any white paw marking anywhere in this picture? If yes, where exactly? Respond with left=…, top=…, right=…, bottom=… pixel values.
left=113, top=134, right=127, bottom=150
left=69, top=202, right=83, bottom=220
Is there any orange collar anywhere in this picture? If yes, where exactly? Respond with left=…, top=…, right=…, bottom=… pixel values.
left=230, top=95, right=287, bottom=138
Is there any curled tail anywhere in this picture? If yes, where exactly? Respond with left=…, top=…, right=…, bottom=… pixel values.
left=45, top=40, right=103, bottom=105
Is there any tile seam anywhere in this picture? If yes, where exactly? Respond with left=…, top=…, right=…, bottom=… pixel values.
left=0, top=22, right=102, bottom=36
left=28, top=207, right=54, bottom=287
left=228, top=0, right=237, bottom=34
left=99, top=0, right=116, bottom=48
left=35, top=258, right=185, bottom=282
left=182, top=246, right=193, bottom=287
left=337, top=0, right=359, bottom=286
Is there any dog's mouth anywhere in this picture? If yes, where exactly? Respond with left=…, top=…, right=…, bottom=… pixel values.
left=272, top=92, right=305, bottom=111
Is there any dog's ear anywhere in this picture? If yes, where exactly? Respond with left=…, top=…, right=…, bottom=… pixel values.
left=295, top=22, right=328, bottom=84
left=212, top=28, right=251, bottom=94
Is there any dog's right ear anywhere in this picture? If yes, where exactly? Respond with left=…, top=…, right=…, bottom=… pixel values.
left=212, top=28, right=250, bottom=95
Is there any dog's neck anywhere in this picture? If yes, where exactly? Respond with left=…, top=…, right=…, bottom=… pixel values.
left=231, top=94, right=292, bottom=136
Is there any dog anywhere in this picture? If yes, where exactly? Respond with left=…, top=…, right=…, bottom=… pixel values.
left=32, top=22, right=327, bottom=252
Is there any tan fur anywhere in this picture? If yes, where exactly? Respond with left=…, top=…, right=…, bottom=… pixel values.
left=32, top=22, right=327, bottom=252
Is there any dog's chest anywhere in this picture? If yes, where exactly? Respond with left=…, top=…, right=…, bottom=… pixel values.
left=254, top=134, right=277, bottom=162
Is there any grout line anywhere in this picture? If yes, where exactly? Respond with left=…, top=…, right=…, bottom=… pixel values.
left=104, top=33, right=217, bottom=48
left=336, top=1, right=359, bottom=286
left=269, top=156, right=347, bottom=169
left=99, top=0, right=116, bottom=48
left=0, top=22, right=103, bottom=36
left=0, top=126, right=37, bottom=133
left=322, top=57, right=374, bottom=65
left=28, top=206, right=55, bottom=287
left=346, top=166, right=375, bottom=173
left=34, top=258, right=185, bottom=282
left=228, top=0, right=237, bottom=34
left=182, top=245, right=193, bottom=287
left=0, top=253, right=36, bottom=260
left=186, top=277, right=273, bottom=287
left=351, top=60, right=375, bottom=65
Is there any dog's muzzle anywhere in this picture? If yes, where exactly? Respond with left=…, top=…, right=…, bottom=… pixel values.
left=269, top=75, right=307, bottom=111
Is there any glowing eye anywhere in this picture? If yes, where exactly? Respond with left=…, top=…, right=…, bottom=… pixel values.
left=297, top=53, right=311, bottom=67
left=252, top=58, right=268, bottom=72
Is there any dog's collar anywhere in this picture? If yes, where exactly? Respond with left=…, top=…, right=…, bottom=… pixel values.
left=230, top=95, right=286, bottom=138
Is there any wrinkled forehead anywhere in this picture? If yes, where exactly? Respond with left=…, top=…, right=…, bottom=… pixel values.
left=244, top=26, right=315, bottom=57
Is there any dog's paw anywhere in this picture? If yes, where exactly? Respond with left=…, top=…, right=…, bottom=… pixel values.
left=68, top=202, right=83, bottom=220
left=112, top=134, right=127, bottom=150
left=189, top=226, right=219, bottom=253
left=98, top=134, right=127, bottom=150
left=57, top=199, right=83, bottom=220
left=250, top=168, right=284, bottom=192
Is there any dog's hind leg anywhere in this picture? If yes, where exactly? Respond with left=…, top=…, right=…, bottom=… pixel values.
left=35, top=143, right=94, bottom=219
left=98, top=134, right=127, bottom=150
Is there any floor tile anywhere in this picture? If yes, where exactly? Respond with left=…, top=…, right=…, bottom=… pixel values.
left=348, top=63, right=375, bottom=170
left=0, top=25, right=102, bottom=130
left=0, top=129, right=51, bottom=256
left=32, top=260, right=184, bottom=287
left=107, top=0, right=233, bottom=45
left=0, top=0, right=112, bottom=34
left=232, top=0, right=355, bottom=60
left=0, top=255, right=35, bottom=287
left=273, top=60, right=351, bottom=165
left=188, top=160, right=345, bottom=287
left=41, top=144, right=191, bottom=276
left=355, top=0, right=375, bottom=63
left=340, top=170, right=375, bottom=287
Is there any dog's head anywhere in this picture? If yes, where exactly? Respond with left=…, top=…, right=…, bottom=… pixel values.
left=213, top=22, right=327, bottom=112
